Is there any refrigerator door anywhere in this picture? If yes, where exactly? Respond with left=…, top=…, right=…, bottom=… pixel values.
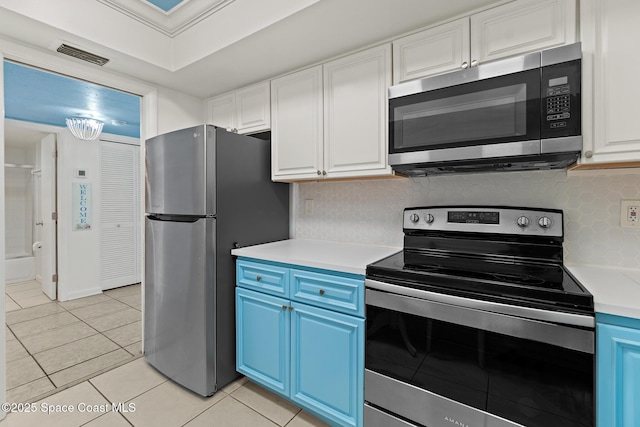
left=145, top=125, right=215, bottom=215
left=144, top=215, right=216, bottom=396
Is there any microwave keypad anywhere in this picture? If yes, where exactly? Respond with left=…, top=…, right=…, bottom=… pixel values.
left=546, top=85, right=571, bottom=121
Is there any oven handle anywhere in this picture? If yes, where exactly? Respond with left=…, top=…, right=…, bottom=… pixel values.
left=365, top=281, right=594, bottom=354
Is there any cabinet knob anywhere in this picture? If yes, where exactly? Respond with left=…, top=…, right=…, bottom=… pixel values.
left=317, top=170, right=321, bottom=175
left=288, top=306, right=293, bottom=312
left=319, top=289, right=325, bottom=296
left=282, top=305, right=287, bottom=311
left=461, top=61, right=468, bottom=69
left=585, top=150, right=594, bottom=158
left=471, top=60, right=478, bottom=67
left=322, top=170, right=327, bottom=176
left=256, top=275, right=262, bottom=282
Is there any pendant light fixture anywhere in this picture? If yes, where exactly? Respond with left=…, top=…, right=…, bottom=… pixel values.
left=65, top=117, right=104, bottom=141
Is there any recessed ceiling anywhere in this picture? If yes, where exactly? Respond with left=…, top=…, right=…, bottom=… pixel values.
left=97, top=0, right=237, bottom=37
left=146, top=0, right=187, bottom=13
left=3, top=61, right=141, bottom=138
left=0, top=0, right=505, bottom=98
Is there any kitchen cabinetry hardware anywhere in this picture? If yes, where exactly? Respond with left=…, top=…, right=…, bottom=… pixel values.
left=393, top=0, right=576, bottom=84
left=206, top=81, right=270, bottom=135
left=317, top=170, right=321, bottom=175
left=577, top=0, right=640, bottom=167
left=271, top=45, right=392, bottom=181
left=256, top=275, right=262, bottom=281
left=597, top=313, right=640, bottom=426
left=236, top=259, right=364, bottom=426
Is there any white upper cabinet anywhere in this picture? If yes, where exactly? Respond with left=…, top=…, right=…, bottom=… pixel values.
left=323, top=44, right=392, bottom=178
left=470, top=0, right=576, bottom=65
left=271, top=66, right=323, bottom=180
left=271, top=45, right=393, bottom=181
left=206, top=80, right=270, bottom=134
left=393, top=18, right=470, bottom=84
left=393, top=0, right=577, bottom=84
left=577, top=0, right=640, bottom=166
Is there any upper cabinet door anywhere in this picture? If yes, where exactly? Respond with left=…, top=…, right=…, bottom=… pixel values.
left=271, top=66, right=324, bottom=181
left=323, top=45, right=392, bottom=178
left=393, top=17, right=470, bottom=84
left=470, top=0, right=576, bottom=65
left=206, top=93, right=236, bottom=131
left=235, top=81, right=271, bottom=134
left=578, top=0, right=640, bottom=166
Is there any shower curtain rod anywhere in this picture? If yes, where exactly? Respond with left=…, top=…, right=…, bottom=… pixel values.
left=4, top=163, right=35, bottom=169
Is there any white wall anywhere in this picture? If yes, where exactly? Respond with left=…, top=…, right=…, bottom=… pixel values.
left=156, top=86, right=204, bottom=135
left=56, top=129, right=102, bottom=301
left=295, top=169, right=640, bottom=269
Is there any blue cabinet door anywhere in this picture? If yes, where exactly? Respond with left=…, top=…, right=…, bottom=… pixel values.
left=597, top=318, right=640, bottom=427
left=236, top=287, right=290, bottom=396
left=290, top=301, right=364, bottom=427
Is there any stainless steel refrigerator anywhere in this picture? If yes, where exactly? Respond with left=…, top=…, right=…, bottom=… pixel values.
left=144, top=125, right=289, bottom=396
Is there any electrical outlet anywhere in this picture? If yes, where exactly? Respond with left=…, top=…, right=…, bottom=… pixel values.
left=620, top=200, right=640, bottom=228
left=304, top=199, right=314, bottom=216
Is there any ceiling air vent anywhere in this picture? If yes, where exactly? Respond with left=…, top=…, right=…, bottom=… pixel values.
left=56, top=44, right=110, bottom=66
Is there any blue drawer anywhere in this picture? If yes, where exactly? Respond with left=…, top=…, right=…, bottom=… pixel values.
left=237, top=259, right=289, bottom=298
left=290, top=269, right=364, bottom=317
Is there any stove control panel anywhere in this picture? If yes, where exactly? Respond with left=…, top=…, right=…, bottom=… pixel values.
left=403, top=206, right=563, bottom=237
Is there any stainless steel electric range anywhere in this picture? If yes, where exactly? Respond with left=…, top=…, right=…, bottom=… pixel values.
left=364, top=206, right=594, bottom=427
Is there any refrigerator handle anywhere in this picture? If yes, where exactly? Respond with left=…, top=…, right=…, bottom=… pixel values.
left=146, top=214, right=207, bottom=223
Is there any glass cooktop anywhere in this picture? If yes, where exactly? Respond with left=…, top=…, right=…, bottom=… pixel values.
left=366, top=250, right=594, bottom=315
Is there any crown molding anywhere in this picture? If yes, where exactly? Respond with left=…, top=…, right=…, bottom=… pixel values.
left=97, top=0, right=235, bottom=37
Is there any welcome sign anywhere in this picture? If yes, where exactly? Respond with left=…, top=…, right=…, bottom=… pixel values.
left=72, top=182, right=92, bottom=231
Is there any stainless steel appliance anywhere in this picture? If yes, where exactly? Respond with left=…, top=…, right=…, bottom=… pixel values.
left=365, top=206, right=594, bottom=427
left=389, top=43, right=582, bottom=176
left=144, top=125, right=289, bottom=396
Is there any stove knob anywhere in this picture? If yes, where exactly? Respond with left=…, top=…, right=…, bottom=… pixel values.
left=538, top=216, right=553, bottom=228
left=516, top=216, right=530, bottom=228
left=424, top=214, right=435, bottom=224
left=409, top=213, right=420, bottom=223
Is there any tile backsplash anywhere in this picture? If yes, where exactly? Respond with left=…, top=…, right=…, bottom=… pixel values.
left=295, top=169, right=640, bottom=268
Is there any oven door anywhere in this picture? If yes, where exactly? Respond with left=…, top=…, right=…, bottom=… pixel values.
left=388, top=64, right=541, bottom=166
left=364, top=280, right=594, bottom=427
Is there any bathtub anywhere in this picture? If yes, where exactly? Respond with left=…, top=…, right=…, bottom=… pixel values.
left=5, top=256, right=36, bottom=284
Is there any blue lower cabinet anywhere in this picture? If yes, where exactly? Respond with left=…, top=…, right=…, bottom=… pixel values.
left=236, top=257, right=364, bottom=427
left=291, top=302, right=364, bottom=427
left=597, top=313, right=640, bottom=427
left=236, top=287, right=290, bottom=396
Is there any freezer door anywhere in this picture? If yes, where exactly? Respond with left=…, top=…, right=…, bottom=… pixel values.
left=144, top=216, right=216, bottom=396
left=145, top=125, right=214, bottom=215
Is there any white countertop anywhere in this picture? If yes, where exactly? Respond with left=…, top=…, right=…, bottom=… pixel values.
left=231, top=238, right=400, bottom=276
left=567, top=264, right=640, bottom=319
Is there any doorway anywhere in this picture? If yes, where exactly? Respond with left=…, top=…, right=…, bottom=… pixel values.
left=4, top=120, right=57, bottom=306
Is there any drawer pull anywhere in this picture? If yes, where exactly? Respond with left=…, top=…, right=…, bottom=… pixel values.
left=256, top=275, right=262, bottom=282
left=288, top=306, right=293, bottom=312
left=319, top=289, right=325, bottom=296
left=282, top=305, right=287, bottom=311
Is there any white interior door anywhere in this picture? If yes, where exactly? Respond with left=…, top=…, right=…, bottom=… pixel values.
left=100, top=140, right=141, bottom=290
left=39, top=133, right=57, bottom=300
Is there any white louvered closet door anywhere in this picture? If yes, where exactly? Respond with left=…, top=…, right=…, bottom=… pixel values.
left=100, top=141, right=141, bottom=290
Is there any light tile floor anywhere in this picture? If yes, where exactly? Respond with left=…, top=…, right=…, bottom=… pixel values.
left=2, top=346, right=330, bottom=427
left=5, top=282, right=142, bottom=403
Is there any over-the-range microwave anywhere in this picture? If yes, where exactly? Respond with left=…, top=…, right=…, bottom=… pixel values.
left=388, top=42, right=582, bottom=176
